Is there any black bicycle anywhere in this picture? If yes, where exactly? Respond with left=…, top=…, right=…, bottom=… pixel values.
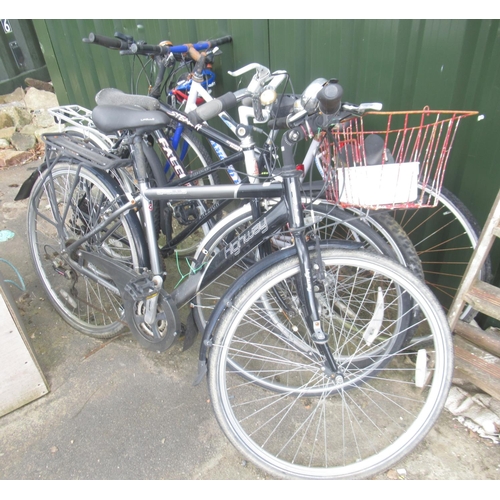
left=41, top=31, right=487, bottom=326
left=25, top=77, right=453, bottom=479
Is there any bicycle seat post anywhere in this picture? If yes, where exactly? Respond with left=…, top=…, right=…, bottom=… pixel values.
left=130, top=134, right=164, bottom=278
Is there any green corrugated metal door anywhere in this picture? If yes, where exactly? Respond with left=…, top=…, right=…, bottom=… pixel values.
left=31, top=19, right=500, bottom=297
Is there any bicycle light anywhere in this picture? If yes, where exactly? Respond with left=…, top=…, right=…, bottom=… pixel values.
left=299, top=78, right=328, bottom=114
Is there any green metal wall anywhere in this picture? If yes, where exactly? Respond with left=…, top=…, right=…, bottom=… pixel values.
left=0, top=19, right=50, bottom=94
left=33, top=19, right=500, bottom=282
left=33, top=20, right=270, bottom=107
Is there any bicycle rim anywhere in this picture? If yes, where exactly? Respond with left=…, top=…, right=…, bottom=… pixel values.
left=208, top=249, right=453, bottom=479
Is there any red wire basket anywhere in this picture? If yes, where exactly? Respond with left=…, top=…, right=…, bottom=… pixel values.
left=320, top=108, right=478, bottom=209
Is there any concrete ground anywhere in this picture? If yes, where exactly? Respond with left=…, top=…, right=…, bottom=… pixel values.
left=0, top=160, right=499, bottom=481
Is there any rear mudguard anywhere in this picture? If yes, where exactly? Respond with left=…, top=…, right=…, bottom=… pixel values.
left=14, top=162, right=47, bottom=200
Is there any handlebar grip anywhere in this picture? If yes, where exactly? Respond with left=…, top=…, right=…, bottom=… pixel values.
left=267, top=116, right=289, bottom=130
left=317, top=83, right=343, bottom=115
left=169, top=42, right=208, bottom=53
left=187, top=92, right=238, bottom=125
left=169, top=36, right=231, bottom=54
left=131, top=42, right=170, bottom=55
left=207, top=35, right=232, bottom=47
left=85, top=33, right=127, bottom=50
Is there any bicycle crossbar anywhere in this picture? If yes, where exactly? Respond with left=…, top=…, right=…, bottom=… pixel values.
left=144, top=183, right=284, bottom=200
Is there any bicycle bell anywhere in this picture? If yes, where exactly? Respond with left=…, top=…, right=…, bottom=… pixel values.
left=260, top=87, right=278, bottom=106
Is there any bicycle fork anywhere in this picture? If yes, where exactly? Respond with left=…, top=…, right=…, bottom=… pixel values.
left=281, top=167, right=341, bottom=380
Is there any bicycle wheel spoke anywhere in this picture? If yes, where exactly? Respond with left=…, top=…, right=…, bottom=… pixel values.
left=28, top=162, right=145, bottom=338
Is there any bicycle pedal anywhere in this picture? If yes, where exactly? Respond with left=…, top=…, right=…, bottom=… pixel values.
left=173, top=201, right=199, bottom=225
left=123, top=272, right=158, bottom=301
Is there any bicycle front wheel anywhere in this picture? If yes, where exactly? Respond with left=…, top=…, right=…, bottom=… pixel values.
left=207, top=249, right=453, bottom=479
left=27, top=162, right=148, bottom=338
left=372, top=185, right=491, bottom=321
left=163, top=127, right=220, bottom=256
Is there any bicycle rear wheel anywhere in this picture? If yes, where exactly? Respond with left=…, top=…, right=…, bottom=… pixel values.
left=207, top=249, right=453, bottom=479
left=27, top=161, right=148, bottom=338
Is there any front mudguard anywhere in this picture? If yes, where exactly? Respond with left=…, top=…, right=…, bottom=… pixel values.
left=193, top=239, right=361, bottom=385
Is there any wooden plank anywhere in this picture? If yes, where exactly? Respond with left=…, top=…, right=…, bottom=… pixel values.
left=464, top=280, right=500, bottom=322
left=454, top=341, right=500, bottom=400
left=454, top=320, right=500, bottom=357
left=448, top=187, right=500, bottom=330
left=0, top=274, right=49, bottom=418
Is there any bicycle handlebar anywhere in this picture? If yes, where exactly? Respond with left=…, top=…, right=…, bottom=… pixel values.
left=206, top=35, right=233, bottom=47
left=185, top=92, right=238, bottom=125
left=130, top=41, right=170, bottom=55
left=84, top=32, right=129, bottom=50
left=84, top=33, right=232, bottom=57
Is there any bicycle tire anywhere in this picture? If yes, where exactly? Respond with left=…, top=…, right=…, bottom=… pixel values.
left=191, top=201, right=421, bottom=333
left=27, top=161, right=148, bottom=338
left=207, top=249, right=453, bottom=479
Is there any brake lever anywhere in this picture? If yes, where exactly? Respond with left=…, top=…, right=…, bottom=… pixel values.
left=208, top=47, right=222, bottom=57
left=114, top=32, right=134, bottom=44
left=288, top=109, right=308, bottom=126
left=228, top=63, right=268, bottom=77
left=343, top=102, right=383, bottom=114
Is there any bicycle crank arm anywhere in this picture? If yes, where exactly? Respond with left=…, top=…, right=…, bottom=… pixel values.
left=78, top=250, right=180, bottom=352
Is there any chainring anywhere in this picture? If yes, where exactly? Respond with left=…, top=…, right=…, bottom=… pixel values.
left=124, top=288, right=180, bottom=352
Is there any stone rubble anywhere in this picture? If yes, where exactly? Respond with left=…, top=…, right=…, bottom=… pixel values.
left=0, top=80, right=61, bottom=168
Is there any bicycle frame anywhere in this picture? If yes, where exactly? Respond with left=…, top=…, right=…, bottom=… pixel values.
left=42, top=113, right=326, bottom=294
left=175, top=78, right=242, bottom=184
left=45, top=57, right=341, bottom=267
left=39, top=133, right=326, bottom=316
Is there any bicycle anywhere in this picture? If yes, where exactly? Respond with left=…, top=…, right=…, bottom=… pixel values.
left=27, top=78, right=454, bottom=478
left=23, top=33, right=477, bottom=347
left=40, top=33, right=421, bottom=282
left=15, top=32, right=419, bottom=287
left=60, top=85, right=431, bottom=348
left=22, top=31, right=479, bottom=369
left=26, top=87, right=407, bottom=340
left=59, top=32, right=489, bottom=324
left=182, top=96, right=479, bottom=340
